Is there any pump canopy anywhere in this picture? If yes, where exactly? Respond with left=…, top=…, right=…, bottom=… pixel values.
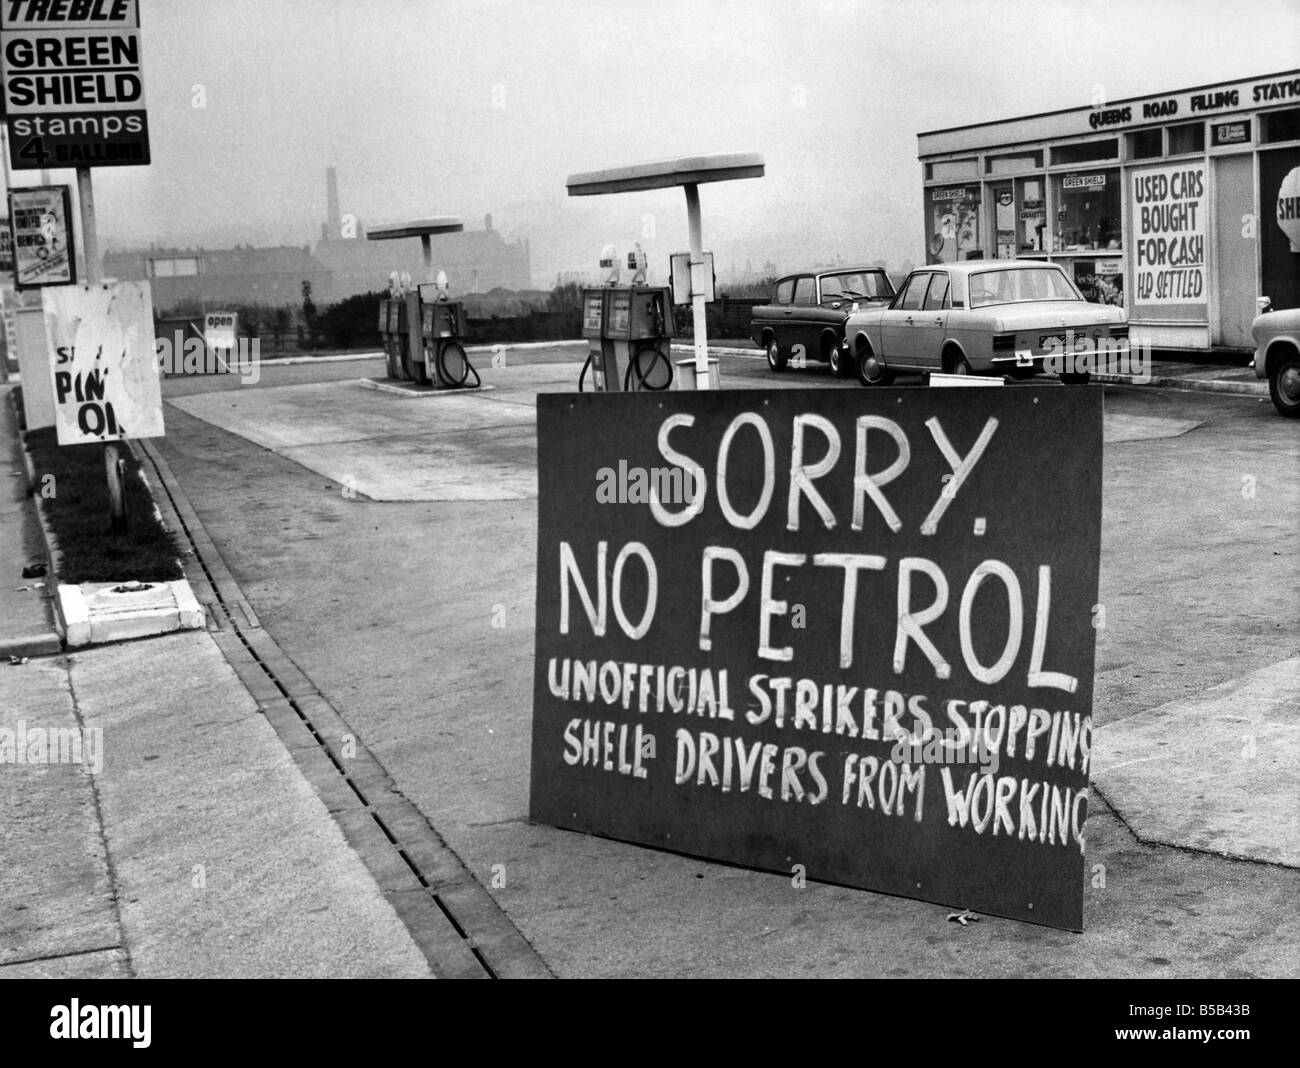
left=566, top=153, right=765, bottom=196
left=366, top=217, right=465, bottom=240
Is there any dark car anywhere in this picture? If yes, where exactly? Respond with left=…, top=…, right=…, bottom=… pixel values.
left=749, top=267, right=895, bottom=375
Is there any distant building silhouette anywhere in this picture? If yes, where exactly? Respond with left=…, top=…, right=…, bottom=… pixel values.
left=104, top=244, right=331, bottom=312
left=108, top=167, right=533, bottom=312
left=316, top=209, right=531, bottom=300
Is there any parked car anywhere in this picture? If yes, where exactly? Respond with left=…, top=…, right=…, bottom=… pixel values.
left=749, top=267, right=895, bottom=376
left=841, top=260, right=1127, bottom=386
left=1250, top=298, right=1300, bottom=418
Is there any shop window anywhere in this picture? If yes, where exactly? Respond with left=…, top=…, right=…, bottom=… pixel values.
left=1167, top=122, right=1205, bottom=155
left=1050, top=170, right=1121, bottom=253
left=927, top=159, right=978, bottom=182
left=1261, top=108, right=1300, bottom=144
left=986, top=151, right=1043, bottom=175
left=1127, top=128, right=1162, bottom=159
left=1070, top=258, right=1125, bottom=307
left=926, top=186, right=981, bottom=264
left=1017, top=177, right=1048, bottom=254
left=1051, top=139, right=1119, bottom=166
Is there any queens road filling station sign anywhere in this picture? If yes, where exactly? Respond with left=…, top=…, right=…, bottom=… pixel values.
left=531, top=388, right=1102, bottom=931
left=0, top=0, right=150, bottom=169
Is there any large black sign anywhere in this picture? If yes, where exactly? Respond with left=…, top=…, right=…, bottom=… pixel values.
left=531, top=388, right=1102, bottom=930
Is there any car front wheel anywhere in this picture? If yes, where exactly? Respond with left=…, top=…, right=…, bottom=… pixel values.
left=857, top=347, right=894, bottom=386
left=766, top=338, right=788, bottom=372
left=1269, top=353, right=1300, bottom=417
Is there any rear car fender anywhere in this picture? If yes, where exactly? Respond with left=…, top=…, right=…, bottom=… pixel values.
left=942, top=340, right=969, bottom=367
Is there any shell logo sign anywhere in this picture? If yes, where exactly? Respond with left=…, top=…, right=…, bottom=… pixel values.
left=1278, top=166, right=1300, bottom=254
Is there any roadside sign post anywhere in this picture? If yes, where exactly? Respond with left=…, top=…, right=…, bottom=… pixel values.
left=2, top=1, right=154, bottom=533
left=566, top=153, right=765, bottom=390
left=76, top=164, right=127, bottom=530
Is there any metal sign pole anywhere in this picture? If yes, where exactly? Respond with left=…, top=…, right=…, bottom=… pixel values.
left=0, top=127, right=9, bottom=383
left=77, top=165, right=127, bottom=533
left=77, top=167, right=100, bottom=285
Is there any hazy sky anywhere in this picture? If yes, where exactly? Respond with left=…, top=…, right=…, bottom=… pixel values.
left=13, top=0, right=1300, bottom=284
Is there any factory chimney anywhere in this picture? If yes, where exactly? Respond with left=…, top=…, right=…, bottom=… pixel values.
left=326, top=166, right=342, bottom=241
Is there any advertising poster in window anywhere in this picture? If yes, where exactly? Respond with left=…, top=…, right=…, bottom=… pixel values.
left=994, top=188, right=1016, bottom=259
left=927, top=187, right=981, bottom=264
left=1073, top=259, right=1125, bottom=307
left=1130, top=163, right=1207, bottom=314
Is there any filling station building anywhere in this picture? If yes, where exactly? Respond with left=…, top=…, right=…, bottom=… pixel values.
left=917, top=69, right=1300, bottom=351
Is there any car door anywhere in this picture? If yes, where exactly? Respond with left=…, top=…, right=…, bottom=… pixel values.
left=879, top=272, right=930, bottom=365
left=790, top=275, right=819, bottom=364
left=765, top=277, right=795, bottom=348
left=812, top=274, right=850, bottom=360
left=914, top=271, right=952, bottom=367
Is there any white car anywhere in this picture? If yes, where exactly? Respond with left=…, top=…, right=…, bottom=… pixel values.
left=1251, top=299, right=1300, bottom=418
left=842, top=260, right=1128, bottom=386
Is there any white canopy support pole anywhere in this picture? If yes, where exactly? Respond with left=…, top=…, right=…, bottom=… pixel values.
left=684, top=182, right=710, bottom=391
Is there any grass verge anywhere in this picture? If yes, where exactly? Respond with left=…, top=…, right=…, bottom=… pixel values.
left=23, top=426, right=183, bottom=584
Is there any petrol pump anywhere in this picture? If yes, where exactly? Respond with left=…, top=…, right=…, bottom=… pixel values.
left=578, top=244, right=675, bottom=392
left=368, top=217, right=479, bottom=390
left=567, top=153, right=766, bottom=391
left=418, top=271, right=478, bottom=389
left=378, top=271, right=413, bottom=380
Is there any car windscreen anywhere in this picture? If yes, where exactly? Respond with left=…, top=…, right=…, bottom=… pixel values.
left=968, top=267, right=1082, bottom=307
left=822, top=271, right=892, bottom=300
